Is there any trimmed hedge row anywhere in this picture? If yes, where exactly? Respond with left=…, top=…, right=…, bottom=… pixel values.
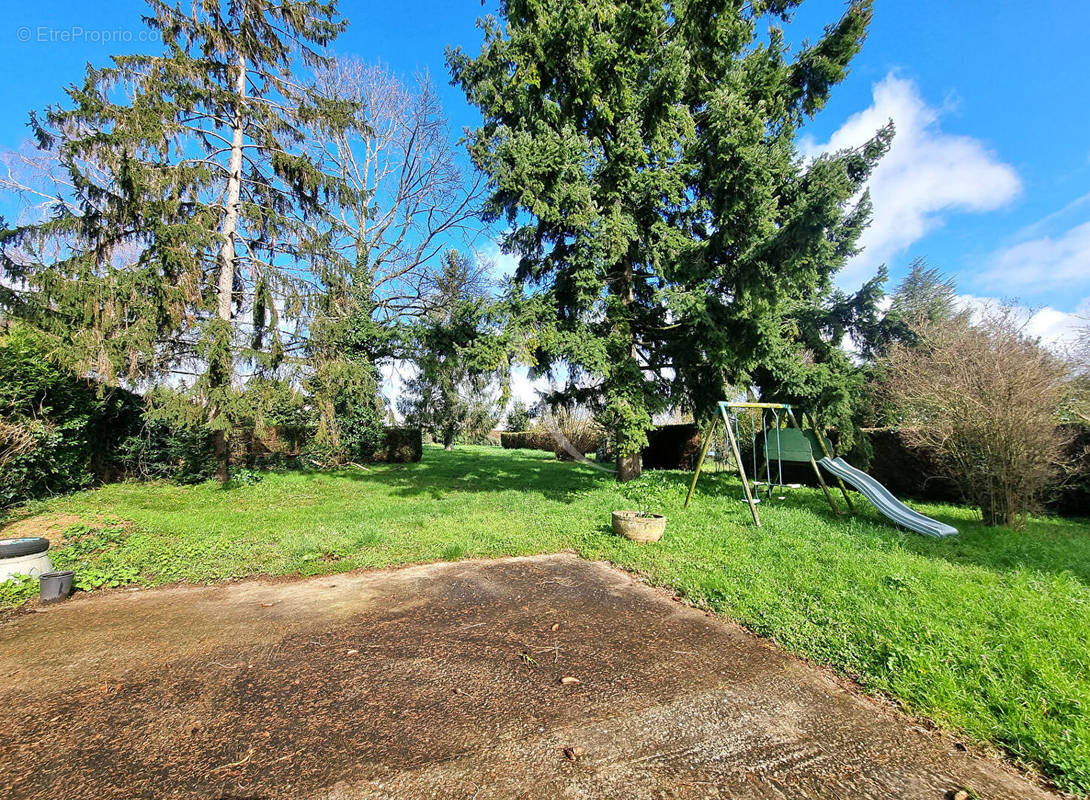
left=500, top=431, right=556, bottom=452
left=373, top=427, right=423, bottom=463
left=642, top=423, right=700, bottom=470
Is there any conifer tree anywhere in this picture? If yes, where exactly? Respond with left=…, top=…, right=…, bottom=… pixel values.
left=450, top=0, right=890, bottom=479
left=399, top=250, right=507, bottom=449
left=0, top=0, right=347, bottom=481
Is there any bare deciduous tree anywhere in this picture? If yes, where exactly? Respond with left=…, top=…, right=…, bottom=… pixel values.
left=300, top=59, right=486, bottom=461
left=1067, top=323, right=1090, bottom=424
left=880, top=306, right=1070, bottom=527
left=308, top=58, right=484, bottom=323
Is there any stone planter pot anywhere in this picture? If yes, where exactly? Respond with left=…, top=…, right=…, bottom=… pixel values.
left=611, top=510, right=666, bottom=543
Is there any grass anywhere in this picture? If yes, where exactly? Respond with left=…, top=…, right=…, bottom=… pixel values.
left=3, top=444, right=1089, bottom=794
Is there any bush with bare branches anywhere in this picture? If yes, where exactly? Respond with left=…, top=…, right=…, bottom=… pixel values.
left=879, top=307, right=1069, bottom=527
left=0, top=418, right=36, bottom=469
left=1066, top=324, right=1090, bottom=425
left=541, top=407, right=605, bottom=461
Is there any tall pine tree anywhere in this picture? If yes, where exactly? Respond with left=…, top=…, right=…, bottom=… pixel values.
left=0, top=0, right=347, bottom=480
left=450, top=0, right=890, bottom=479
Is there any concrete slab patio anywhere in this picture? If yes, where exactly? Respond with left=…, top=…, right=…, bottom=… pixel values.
left=0, top=554, right=1057, bottom=799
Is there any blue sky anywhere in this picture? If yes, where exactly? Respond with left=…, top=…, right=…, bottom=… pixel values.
left=2, top=0, right=1088, bottom=344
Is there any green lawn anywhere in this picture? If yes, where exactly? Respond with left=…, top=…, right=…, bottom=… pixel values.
left=4, top=444, right=1089, bottom=794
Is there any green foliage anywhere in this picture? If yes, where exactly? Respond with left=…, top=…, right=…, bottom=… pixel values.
left=116, top=416, right=217, bottom=485
left=0, top=0, right=349, bottom=482
left=751, top=271, right=890, bottom=445
left=305, top=290, right=388, bottom=467
left=51, top=522, right=141, bottom=591
left=372, top=427, right=423, bottom=463
left=620, top=471, right=672, bottom=515
left=330, top=390, right=384, bottom=462
left=884, top=259, right=958, bottom=341
left=399, top=250, right=508, bottom=447
left=450, top=0, right=888, bottom=477
left=852, top=259, right=959, bottom=362
left=9, top=445, right=1090, bottom=793
left=0, top=574, right=38, bottom=607
left=228, top=468, right=265, bottom=487
left=505, top=400, right=532, bottom=432
left=0, top=323, right=144, bottom=506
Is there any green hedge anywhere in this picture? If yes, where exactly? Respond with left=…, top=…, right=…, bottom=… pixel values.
left=373, top=427, right=422, bottom=463
left=0, top=324, right=147, bottom=506
left=499, top=431, right=556, bottom=452
left=642, top=423, right=700, bottom=470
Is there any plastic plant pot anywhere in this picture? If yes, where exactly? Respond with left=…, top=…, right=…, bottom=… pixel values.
left=39, top=571, right=75, bottom=604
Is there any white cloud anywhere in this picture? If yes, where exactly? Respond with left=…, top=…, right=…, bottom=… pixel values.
left=955, top=294, right=1089, bottom=351
left=479, top=240, right=520, bottom=280
left=802, top=74, right=1021, bottom=283
left=978, top=220, right=1090, bottom=295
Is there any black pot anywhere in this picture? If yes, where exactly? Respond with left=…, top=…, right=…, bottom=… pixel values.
left=39, top=571, right=75, bottom=604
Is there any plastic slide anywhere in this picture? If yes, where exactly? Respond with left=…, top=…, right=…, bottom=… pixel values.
left=818, top=457, right=958, bottom=538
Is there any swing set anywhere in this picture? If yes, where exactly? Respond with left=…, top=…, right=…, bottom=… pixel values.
left=683, top=401, right=855, bottom=527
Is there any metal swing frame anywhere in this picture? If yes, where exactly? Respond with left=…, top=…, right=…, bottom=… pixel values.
left=683, top=401, right=855, bottom=527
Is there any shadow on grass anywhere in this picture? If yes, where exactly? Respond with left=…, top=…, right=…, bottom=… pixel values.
left=215, top=447, right=1090, bottom=589
left=290, top=446, right=614, bottom=504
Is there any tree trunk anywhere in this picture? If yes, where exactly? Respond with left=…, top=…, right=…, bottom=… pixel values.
left=210, top=49, right=248, bottom=484
left=617, top=452, right=642, bottom=482
left=213, top=430, right=230, bottom=483
left=614, top=257, right=643, bottom=482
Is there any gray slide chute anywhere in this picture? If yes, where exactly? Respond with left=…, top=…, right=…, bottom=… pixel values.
left=818, top=457, right=958, bottom=538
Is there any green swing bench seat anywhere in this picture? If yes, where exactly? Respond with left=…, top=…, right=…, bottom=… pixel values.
left=761, top=427, right=829, bottom=464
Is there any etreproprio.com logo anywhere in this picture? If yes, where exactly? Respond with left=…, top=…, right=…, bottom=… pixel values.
left=16, top=26, right=162, bottom=45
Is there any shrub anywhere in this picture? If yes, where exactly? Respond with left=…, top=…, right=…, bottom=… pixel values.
left=0, top=324, right=144, bottom=506
left=546, top=411, right=604, bottom=461
left=325, top=389, right=384, bottom=463
left=879, top=308, right=1069, bottom=527
left=642, top=424, right=700, bottom=470
left=505, top=400, right=532, bottom=432
left=372, top=427, right=422, bottom=463
left=116, top=418, right=217, bottom=484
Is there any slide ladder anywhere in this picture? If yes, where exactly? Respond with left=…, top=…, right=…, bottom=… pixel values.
left=818, top=457, right=958, bottom=538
